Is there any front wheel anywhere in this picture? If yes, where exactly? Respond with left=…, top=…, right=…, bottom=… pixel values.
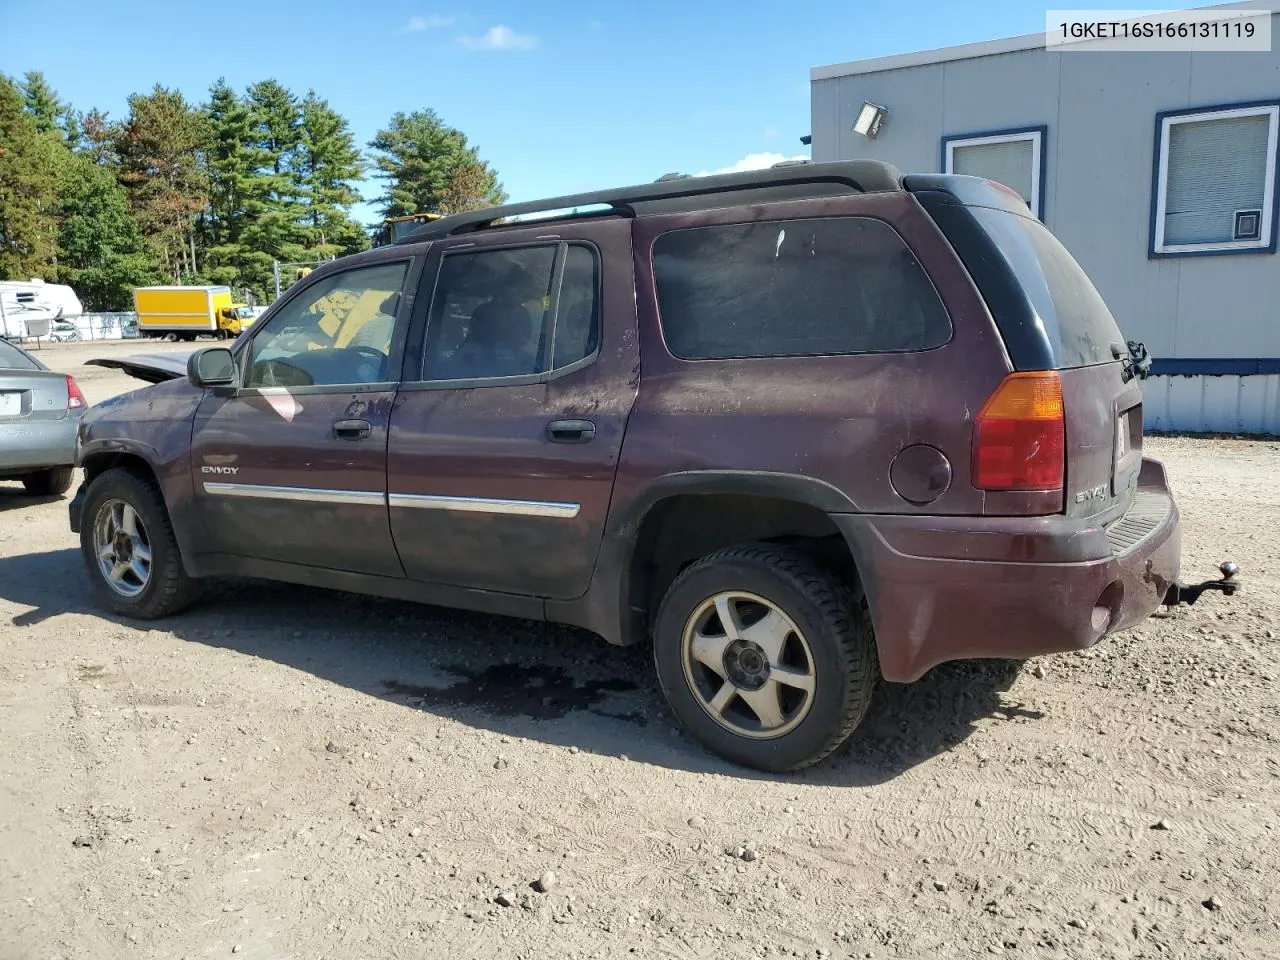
left=653, top=543, right=877, bottom=772
left=79, top=468, right=199, bottom=619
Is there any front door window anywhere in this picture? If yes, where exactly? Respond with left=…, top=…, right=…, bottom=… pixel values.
left=246, top=261, right=410, bottom=387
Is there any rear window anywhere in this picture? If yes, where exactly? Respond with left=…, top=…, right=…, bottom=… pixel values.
left=0, top=339, right=41, bottom=370
left=652, top=217, right=951, bottom=360
left=968, top=206, right=1123, bottom=368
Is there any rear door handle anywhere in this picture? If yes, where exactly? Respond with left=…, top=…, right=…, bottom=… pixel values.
left=546, top=419, right=595, bottom=444
left=333, top=418, right=372, bottom=440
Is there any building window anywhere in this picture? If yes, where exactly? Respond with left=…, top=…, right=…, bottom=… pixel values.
left=1152, top=102, right=1279, bottom=257
left=942, top=127, right=1045, bottom=219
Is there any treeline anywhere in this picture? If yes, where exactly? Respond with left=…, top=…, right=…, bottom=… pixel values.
left=0, top=72, right=505, bottom=309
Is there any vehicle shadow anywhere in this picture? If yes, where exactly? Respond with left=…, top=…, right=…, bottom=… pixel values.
left=0, top=485, right=65, bottom=513
left=0, top=548, right=1031, bottom=787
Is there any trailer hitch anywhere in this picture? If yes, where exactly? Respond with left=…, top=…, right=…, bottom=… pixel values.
left=1163, top=562, right=1240, bottom=607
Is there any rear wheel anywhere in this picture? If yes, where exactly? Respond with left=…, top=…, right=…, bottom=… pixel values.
left=22, top=466, right=74, bottom=497
left=653, top=543, right=877, bottom=772
left=79, top=468, right=199, bottom=619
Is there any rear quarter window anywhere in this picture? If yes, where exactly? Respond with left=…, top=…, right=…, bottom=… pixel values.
left=652, top=217, right=951, bottom=360
left=966, top=206, right=1125, bottom=369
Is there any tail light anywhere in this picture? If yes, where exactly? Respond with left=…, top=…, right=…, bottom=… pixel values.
left=66, top=376, right=87, bottom=410
left=972, top=371, right=1064, bottom=490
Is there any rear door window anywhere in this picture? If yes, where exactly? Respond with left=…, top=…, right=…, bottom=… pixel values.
left=966, top=206, right=1124, bottom=368
left=420, top=242, right=600, bottom=381
left=652, top=217, right=951, bottom=360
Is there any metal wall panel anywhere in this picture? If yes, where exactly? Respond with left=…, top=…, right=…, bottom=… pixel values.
left=810, top=13, right=1280, bottom=433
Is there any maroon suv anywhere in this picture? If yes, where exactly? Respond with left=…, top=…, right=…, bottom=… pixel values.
left=69, top=161, right=1234, bottom=771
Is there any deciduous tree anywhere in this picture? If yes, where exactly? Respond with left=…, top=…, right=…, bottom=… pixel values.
left=57, top=154, right=157, bottom=309
left=114, top=86, right=209, bottom=282
left=0, top=75, right=63, bottom=278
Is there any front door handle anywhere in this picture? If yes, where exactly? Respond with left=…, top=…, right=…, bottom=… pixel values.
left=333, top=418, right=372, bottom=440
left=546, top=419, right=596, bottom=444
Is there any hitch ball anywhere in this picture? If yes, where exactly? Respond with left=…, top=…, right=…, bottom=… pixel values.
left=1220, top=561, right=1239, bottom=580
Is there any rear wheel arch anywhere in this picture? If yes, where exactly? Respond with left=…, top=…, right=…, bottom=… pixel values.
left=615, top=475, right=867, bottom=645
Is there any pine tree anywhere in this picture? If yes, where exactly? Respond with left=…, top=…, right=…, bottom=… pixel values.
left=57, top=153, right=158, bottom=309
left=114, top=86, right=209, bottom=282
left=297, top=91, right=367, bottom=259
left=239, top=80, right=307, bottom=295
left=21, top=71, right=78, bottom=146
left=369, top=110, right=505, bottom=220
left=202, top=79, right=259, bottom=288
left=0, top=75, right=64, bottom=278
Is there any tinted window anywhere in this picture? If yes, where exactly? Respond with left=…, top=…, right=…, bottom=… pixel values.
left=652, top=217, right=950, bottom=360
left=968, top=207, right=1124, bottom=368
left=246, top=260, right=409, bottom=387
left=422, top=243, right=599, bottom=381
left=0, top=339, right=41, bottom=370
left=551, top=245, right=600, bottom=369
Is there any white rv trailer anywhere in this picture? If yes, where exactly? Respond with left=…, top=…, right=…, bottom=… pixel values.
left=0, top=279, right=84, bottom=340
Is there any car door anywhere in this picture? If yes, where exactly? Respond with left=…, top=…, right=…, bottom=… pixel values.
left=387, top=219, right=638, bottom=599
left=188, top=256, right=418, bottom=578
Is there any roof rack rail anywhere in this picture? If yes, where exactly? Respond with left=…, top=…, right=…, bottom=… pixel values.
left=395, top=160, right=903, bottom=244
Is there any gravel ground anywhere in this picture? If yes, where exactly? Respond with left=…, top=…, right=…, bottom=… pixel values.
left=1, top=345, right=1277, bottom=959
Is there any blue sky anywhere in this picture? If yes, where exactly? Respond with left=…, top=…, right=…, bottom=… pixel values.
left=2, top=0, right=1219, bottom=224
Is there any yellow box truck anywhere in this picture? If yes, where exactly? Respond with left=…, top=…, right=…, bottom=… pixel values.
left=133, top=286, right=255, bottom=341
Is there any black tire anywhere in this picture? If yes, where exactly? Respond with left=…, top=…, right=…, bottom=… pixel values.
left=79, top=468, right=200, bottom=619
left=22, top=466, right=74, bottom=497
left=653, top=543, right=877, bottom=772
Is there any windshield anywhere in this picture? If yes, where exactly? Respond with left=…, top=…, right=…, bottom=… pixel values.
left=235, top=306, right=254, bottom=319
left=391, top=219, right=426, bottom=242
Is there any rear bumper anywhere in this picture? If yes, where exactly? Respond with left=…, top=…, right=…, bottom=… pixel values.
left=834, top=458, right=1180, bottom=682
left=0, top=415, right=80, bottom=476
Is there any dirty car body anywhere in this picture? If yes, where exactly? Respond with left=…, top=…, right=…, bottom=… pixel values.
left=69, top=161, right=1234, bottom=772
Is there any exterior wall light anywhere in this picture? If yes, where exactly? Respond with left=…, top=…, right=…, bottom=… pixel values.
left=853, top=102, right=887, bottom=138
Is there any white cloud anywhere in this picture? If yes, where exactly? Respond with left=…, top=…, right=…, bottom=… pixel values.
left=399, top=14, right=454, bottom=33
left=457, top=24, right=539, bottom=51
left=696, top=152, right=809, bottom=177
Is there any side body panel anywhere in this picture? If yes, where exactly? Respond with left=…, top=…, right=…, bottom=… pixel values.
left=617, top=192, right=1010, bottom=518
left=75, top=378, right=206, bottom=562
left=387, top=219, right=640, bottom=600
left=551, top=192, right=1016, bottom=645
left=188, top=386, right=401, bottom=577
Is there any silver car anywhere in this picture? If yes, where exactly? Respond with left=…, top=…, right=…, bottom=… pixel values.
left=0, top=338, right=86, bottom=496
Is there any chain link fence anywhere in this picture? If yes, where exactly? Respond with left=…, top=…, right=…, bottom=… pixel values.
left=30, top=313, right=140, bottom=343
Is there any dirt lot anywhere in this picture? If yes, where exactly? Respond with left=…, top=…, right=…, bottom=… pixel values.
left=2, top=342, right=1277, bottom=959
